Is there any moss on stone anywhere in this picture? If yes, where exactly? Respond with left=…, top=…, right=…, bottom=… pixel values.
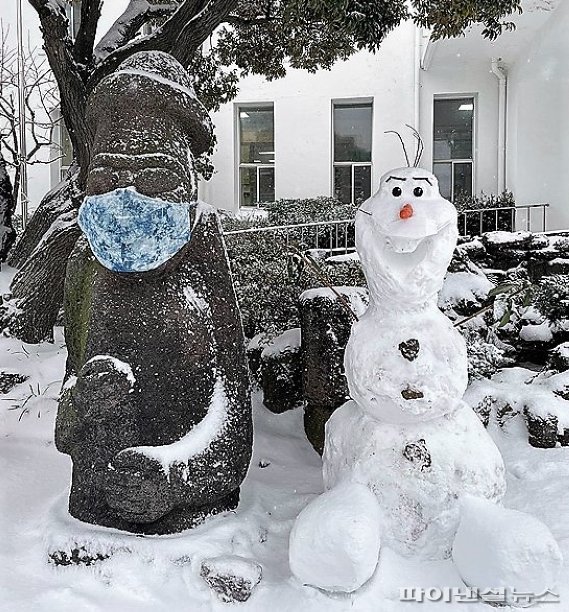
left=64, top=237, right=97, bottom=373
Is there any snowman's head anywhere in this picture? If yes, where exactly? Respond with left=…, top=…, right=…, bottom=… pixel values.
left=356, top=166, right=458, bottom=307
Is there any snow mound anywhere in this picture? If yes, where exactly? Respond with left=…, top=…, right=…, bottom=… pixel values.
left=261, top=328, right=301, bottom=359
left=453, top=496, right=563, bottom=606
left=289, top=482, right=381, bottom=592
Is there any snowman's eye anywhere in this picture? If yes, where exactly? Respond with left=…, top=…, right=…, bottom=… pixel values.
left=392, top=187, right=402, bottom=197
left=413, top=187, right=424, bottom=197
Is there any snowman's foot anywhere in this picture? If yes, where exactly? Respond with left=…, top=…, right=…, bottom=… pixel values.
left=452, top=496, right=563, bottom=608
left=289, top=481, right=382, bottom=593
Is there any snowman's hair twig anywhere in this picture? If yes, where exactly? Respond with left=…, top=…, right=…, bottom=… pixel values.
left=384, top=130, right=410, bottom=167
left=405, top=124, right=424, bottom=167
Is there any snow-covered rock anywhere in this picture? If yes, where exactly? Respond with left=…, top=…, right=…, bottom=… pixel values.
left=453, top=496, right=563, bottom=607
left=289, top=482, right=381, bottom=592
left=200, top=555, right=262, bottom=603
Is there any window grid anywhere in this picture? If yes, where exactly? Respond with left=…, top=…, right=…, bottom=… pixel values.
left=237, top=105, right=275, bottom=208
left=433, top=96, right=475, bottom=202
left=332, top=101, right=373, bottom=205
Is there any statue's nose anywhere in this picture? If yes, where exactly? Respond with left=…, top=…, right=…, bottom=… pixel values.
left=399, top=203, right=414, bottom=220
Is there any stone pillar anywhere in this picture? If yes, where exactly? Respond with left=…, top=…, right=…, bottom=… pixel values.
left=300, top=287, right=368, bottom=453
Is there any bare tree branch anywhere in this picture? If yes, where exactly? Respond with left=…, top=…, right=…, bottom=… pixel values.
left=27, top=0, right=91, bottom=176
left=74, top=0, right=103, bottom=67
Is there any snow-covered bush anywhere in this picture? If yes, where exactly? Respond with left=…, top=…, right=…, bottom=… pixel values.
left=462, top=327, right=513, bottom=381
left=454, top=191, right=515, bottom=235
left=534, top=274, right=569, bottom=324
left=263, top=196, right=356, bottom=226
left=223, top=206, right=362, bottom=340
left=224, top=218, right=304, bottom=338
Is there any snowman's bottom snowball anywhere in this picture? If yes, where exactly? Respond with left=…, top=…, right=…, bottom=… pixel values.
left=289, top=482, right=381, bottom=592
left=452, top=496, right=563, bottom=607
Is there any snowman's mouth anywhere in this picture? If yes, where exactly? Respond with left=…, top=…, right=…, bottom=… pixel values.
left=381, top=234, right=432, bottom=275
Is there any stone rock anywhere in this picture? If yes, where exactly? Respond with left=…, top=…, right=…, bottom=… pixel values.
left=57, top=51, right=252, bottom=535
left=0, top=371, right=27, bottom=394
left=200, top=556, right=262, bottom=603
left=547, top=342, right=569, bottom=373
left=300, top=287, right=368, bottom=453
left=523, top=407, right=558, bottom=449
left=260, top=328, right=302, bottom=413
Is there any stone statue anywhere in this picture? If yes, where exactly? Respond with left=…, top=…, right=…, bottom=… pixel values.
left=56, top=51, right=252, bottom=535
left=289, top=165, right=562, bottom=603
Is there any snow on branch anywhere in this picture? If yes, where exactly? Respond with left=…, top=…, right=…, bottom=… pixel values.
left=90, top=0, right=237, bottom=83
left=94, top=1, right=180, bottom=61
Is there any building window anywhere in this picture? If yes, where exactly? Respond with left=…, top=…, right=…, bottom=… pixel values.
left=238, top=105, right=275, bottom=207
left=433, top=97, right=474, bottom=201
left=333, top=102, right=372, bottom=204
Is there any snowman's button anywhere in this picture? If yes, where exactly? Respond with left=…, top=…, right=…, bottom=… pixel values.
left=403, top=439, right=431, bottom=471
left=399, top=339, right=420, bottom=361
left=401, top=386, right=424, bottom=400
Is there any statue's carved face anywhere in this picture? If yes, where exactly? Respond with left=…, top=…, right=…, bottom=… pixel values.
left=356, top=167, right=458, bottom=305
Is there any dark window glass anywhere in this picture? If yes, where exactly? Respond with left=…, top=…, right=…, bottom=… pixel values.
left=239, top=107, right=275, bottom=164
left=454, top=162, right=473, bottom=198
left=239, top=167, right=257, bottom=207
left=259, top=167, right=275, bottom=203
left=433, top=162, right=452, bottom=200
left=433, top=98, right=474, bottom=161
left=354, top=165, right=371, bottom=202
left=334, top=166, right=352, bottom=204
left=334, top=103, right=372, bottom=163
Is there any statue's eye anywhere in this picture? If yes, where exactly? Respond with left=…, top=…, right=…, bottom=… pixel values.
left=392, top=187, right=402, bottom=197
left=413, top=186, right=424, bottom=197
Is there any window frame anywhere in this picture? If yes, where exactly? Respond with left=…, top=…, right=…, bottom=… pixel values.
left=235, top=103, right=275, bottom=208
left=331, top=99, right=373, bottom=204
left=432, top=94, right=477, bottom=201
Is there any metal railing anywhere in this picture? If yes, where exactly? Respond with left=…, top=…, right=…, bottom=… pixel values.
left=224, top=218, right=356, bottom=255
left=224, top=203, right=550, bottom=250
left=458, top=203, right=549, bottom=236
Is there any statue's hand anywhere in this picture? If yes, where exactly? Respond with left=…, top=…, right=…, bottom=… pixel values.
left=104, top=449, right=174, bottom=524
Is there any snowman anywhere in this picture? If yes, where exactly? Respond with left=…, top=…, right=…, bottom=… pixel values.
left=289, top=143, right=563, bottom=602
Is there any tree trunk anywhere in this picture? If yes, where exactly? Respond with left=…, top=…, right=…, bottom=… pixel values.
left=1, top=169, right=83, bottom=343
left=0, top=153, right=16, bottom=263
left=8, top=169, right=80, bottom=268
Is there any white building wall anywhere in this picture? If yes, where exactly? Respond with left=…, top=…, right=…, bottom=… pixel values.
left=199, top=22, right=418, bottom=211
left=507, top=1, right=569, bottom=231
left=419, top=60, right=500, bottom=198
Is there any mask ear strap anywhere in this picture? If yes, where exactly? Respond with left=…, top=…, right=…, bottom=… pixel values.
left=384, top=130, right=410, bottom=167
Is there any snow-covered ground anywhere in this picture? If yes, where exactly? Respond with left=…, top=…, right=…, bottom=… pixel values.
left=1, top=266, right=569, bottom=611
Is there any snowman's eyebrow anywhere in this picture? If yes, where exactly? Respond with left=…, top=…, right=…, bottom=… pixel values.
left=414, top=177, right=433, bottom=185
left=386, top=176, right=407, bottom=182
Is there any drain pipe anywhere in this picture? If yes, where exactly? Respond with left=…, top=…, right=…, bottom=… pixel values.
left=491, top=58, right=508, bottom=193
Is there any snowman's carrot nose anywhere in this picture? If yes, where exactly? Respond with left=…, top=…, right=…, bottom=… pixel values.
left=399, top=203, right=414, bottom=220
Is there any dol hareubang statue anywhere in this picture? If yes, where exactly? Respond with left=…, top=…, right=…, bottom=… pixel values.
left=56, top=51, right=252, bottom=534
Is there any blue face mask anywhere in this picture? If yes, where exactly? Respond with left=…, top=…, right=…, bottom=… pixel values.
left=78, top=188, right=193, bottom=273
